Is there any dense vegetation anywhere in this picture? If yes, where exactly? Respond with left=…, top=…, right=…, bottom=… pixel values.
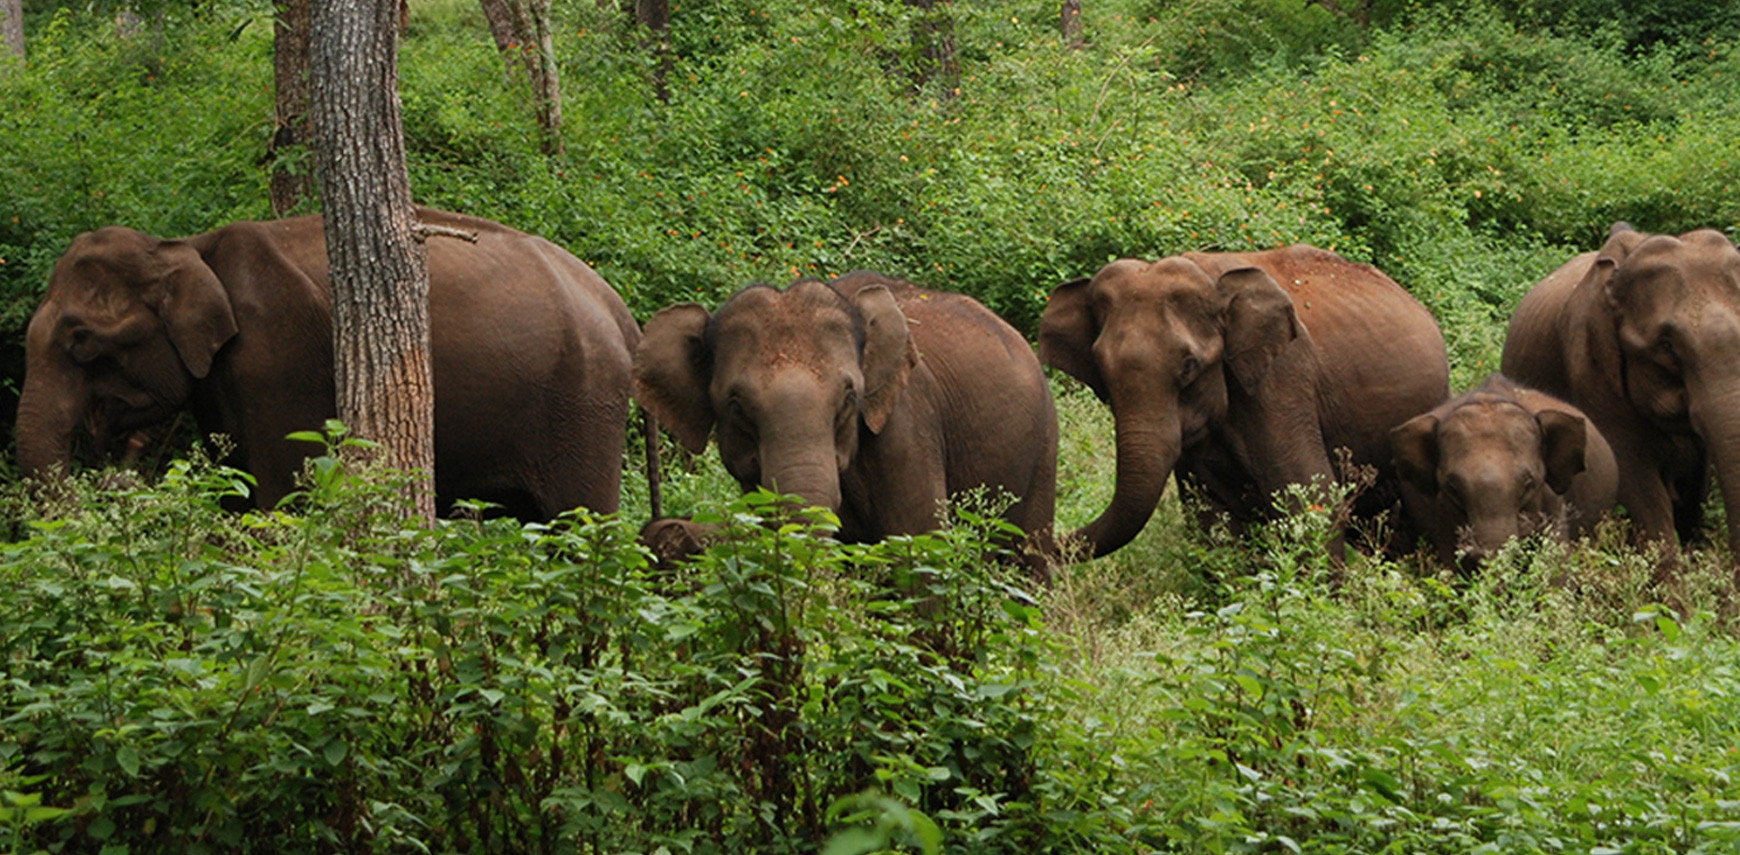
left=4, top=0, right=1740, bottom=851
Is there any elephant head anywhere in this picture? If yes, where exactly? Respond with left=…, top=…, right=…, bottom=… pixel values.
left=1039, top=257, right=1299, bottom=557
left=1594, top=224, right=1740, bottom=550
left=1391, top=385, right=1589, bottom=566
left=17, top=227, right=238, bottom=481
left=633, top=279, right=918, bottom=513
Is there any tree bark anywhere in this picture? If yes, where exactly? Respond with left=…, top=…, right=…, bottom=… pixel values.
left=635, top=0, right=670, bottom=102
left=478, top=0, right=564, bottom=154
left=905, top=0, right=957, bottom=98
left=310, top=0, right=437, bottom=522
left=1060, top=0, right=1082, bottom=49
left=1, top=0, right=23, bottom=65
left=269, top=0, right=314, bottom=216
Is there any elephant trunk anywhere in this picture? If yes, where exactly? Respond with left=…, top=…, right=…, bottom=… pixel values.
left=1692, top=382, right=1740, bottom=557
left=15, top=364, right=84, bottom=482
left=756, top=405, right=844, bottom=514
left=1070, top=399, right=1183, bottom=559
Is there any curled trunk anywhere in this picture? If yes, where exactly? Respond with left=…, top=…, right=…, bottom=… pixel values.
left=1070, top=402, right=1182, bottom=558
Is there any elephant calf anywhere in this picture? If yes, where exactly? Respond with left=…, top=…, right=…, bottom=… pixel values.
left=17, top=207, right=640, bottom=520
left=1391, top=375, right=1619, bottom=570
left=633, top=271, right=1058, bottom=571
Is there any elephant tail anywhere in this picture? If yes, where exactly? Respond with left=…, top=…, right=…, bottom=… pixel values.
left=643, top=404, right=664, bottom=522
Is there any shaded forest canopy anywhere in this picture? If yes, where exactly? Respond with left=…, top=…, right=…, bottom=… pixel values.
left=1, top=0, right=1738, bottom=463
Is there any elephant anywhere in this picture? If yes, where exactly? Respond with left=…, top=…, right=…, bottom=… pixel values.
left=17, top=207, right=640, bottom=520
left=1391, top=374, right=1619, bottom=570
left=1039, top=244, right=1450, bottom=558
left=1502, top=223, right=1740, bottom=569
left=632, top=271, right=1058, bottom=568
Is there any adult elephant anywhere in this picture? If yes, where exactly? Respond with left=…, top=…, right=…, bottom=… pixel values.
left=1040, top=245, right=1449, bottom=558
left=17, top=207, right=639, bottom=520
left=633, top=271, right=1057, bottom=565
left=1502, top=223, right=1740, bottom=566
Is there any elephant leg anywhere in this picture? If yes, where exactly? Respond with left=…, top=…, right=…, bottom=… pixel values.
left=1670, top=461, right=1711, bottom=546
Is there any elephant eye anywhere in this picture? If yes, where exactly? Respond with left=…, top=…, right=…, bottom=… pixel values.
left=68, top=328, right=98, bottom=363
left=1178, top=354, right=1202, bottom=384
left=1656, top=335, right=1677, bottom=362
left=1520, top=473, right=1538, bottom=495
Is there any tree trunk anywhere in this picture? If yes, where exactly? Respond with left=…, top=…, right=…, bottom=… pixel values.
left=635, top=0, right=670, bottom=102
left=310, top=0, right=437, bottom=522
left=905, top=0, right=957, bottom=98
left=478, top=0, right=564, bottom=154
left=1060, top=0, right=1081, bottom=49
left=1, top=0, right=23, bottom=65
left=269, top=0, right=314, bottom=216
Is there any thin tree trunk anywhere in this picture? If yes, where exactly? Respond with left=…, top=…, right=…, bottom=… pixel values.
left=1, top=0, right=24, bottom=65
left=635, top=0, right=669, bottom=102
left=310, top=0, right=437, bottom=522
left=478, top=0, right=564, bottom=155
left=905, top=0, right=957, bottom=97
left=269, top=0, right=314, bottom=216
left=1060, top=0, right=1082, bottom=49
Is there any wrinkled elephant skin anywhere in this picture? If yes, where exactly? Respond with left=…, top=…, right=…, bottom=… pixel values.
left=1039, top=244, right=1450, bottom=558
left=1392, top=374, right=1618, bottom=570
left=16, top=207, right=640, bottom=520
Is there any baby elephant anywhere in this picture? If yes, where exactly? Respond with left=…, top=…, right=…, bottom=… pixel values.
left=634, top=271, right=1058, bottom=573
left=1391, top=375, right=1618, bottom=569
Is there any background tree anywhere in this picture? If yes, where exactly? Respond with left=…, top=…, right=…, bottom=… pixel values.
left=1061, top=0, right=1082, bottom=48
left=906, top=0, right=957, bottom=96
left=636, top=0, right=670, bottom=102
left=1, top=0, right=22, bottom=64
left=309, top=0, right=437, bottom=521
left=268, top=0, right=313, bottom=215
left=479, top=0, right=563, bottom=154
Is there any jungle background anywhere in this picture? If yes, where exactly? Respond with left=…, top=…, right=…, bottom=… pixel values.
left=4, top=0, right=1740, bottom=851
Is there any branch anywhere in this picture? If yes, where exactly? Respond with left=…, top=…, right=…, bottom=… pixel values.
left=413, top=223, right=480, bottom=243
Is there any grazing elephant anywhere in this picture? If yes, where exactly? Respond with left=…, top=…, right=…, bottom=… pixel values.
left=633, top=271, right=1058, bottom=565
left=1039, top=245, right=1449, bottom=558
left=1391, top=374, right=1619, bottom=570
left=17, top=207, right=639, bottom=520
left=1502, top=223, right=1740, bottom=568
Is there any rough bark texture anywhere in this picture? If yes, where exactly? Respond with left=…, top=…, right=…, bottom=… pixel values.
left=1060, top=0, right=1082, bottom=49
left=310, top=0, right=436, bottom=522
left=478, top=0, right=564, bottom=154
left=1, top=0, right=24, bottom=64
left=270, top=0, right=314, bottom=215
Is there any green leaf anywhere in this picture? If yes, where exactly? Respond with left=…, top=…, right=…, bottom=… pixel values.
left=323, top=739, right=348, bottom=766
left=116, top=746, right=140, bottom=777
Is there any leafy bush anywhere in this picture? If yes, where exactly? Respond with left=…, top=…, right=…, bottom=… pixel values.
left=0, top=445, right=1134, bottom=852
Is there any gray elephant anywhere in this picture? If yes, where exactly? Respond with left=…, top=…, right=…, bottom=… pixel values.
left=1391, top=374, right=1619, bottom=570
left=1502, top=223, right=1740, bottom=570
left=17, top=207, right=639, bottom=520
left=633, top=271, right=1057, bottom=566
left=1039, top=245, right=1450, bottom=558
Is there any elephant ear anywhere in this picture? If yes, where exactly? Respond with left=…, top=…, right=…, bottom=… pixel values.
left=855, top=285, right=917, bottom=435
left=1216, top=266, right=1298, bottom=390
left=1390, top=413, right=1442, bottom=496
left=1595, top=223, right=1649, bottom=311
left=634, top=303, right=716, bottom=454
left=151, top=241, right=237, bottom=379
left=1038, top=277, right=1107, bottom=401
left=1536, top=409, right=1589, bottom=495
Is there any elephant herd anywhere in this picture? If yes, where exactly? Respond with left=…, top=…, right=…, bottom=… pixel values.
left=17, top=208, right=1740, bottom=582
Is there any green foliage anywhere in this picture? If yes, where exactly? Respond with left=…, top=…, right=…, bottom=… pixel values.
left=0, top=451, right=1132, bottom=852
